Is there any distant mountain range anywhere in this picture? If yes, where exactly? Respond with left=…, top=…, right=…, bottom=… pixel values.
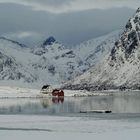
left=64, top=7, right=140, bottom=91
left=0, top=30, right=119, bottom=88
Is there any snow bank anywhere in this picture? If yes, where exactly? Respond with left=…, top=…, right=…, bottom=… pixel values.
left=1, top=128, right=140, bottom=140
left=0, top=115, right=140, bottom=140
left=0, top=86, right=113, bottom=98
left=0, top=86, right=39, bottom=98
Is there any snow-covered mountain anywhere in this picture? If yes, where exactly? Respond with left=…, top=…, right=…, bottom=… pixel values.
left=0, top=30, right=119, bottom=88
left=64, top=8, right=140, bottom=91
left=31, top=37, right=84, bottom=84
left=0, top=37, right=37, bottom=84
left=0, top=36, right=82, bottom=87
left=73, top=30, right=120, bottom=68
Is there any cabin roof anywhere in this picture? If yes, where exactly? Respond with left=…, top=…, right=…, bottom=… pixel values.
left=41, top=85, right=51, bottom=89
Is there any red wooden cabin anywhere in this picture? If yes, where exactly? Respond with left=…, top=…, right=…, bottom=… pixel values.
left=52, top=89, right=64, bottom=97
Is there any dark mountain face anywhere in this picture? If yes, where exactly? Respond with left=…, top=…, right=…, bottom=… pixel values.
left=42, top=36, right=56, bottom=47
left=110, top=8, right=140, bottom=63
left=64, top=8, right=140, bottom=91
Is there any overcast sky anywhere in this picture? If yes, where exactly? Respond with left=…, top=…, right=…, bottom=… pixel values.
left=0, top=0, right=139, bottom=46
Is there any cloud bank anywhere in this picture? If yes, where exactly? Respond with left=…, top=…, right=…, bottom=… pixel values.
left=0, top=1, right=136, bottom=46
left=0, top=0, right=139, bottom=13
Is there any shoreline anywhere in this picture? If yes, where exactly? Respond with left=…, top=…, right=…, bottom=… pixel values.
left=0, top=86, right=139, bottom=99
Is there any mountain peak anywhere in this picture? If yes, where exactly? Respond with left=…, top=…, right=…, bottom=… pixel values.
left=63, top=7, right=140, bottom=91
left=110, top=7, right=140, bottom=62
left=42, top=36, right=56, bottom=46
left=136, top=7, right=140, bottom=14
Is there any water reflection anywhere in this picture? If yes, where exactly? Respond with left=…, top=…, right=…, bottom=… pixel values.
left=52, top=97, right=64, bottom=104
left=41, top=97, right=64, bottom=108
left=0, top=93, right=140, bottom=115
left=40, top=98, right=52, bottom=108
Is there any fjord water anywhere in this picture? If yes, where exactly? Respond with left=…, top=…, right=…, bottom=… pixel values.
left=1, top=92, right=140, bottom=139
left=0, top=92, right=140, bottom=116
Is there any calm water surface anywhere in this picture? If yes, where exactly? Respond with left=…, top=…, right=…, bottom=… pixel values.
left=0, top=92, right=140, bottom=118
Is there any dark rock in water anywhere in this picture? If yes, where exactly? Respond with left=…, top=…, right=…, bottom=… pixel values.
left=80, top=110, right=112, bottom=113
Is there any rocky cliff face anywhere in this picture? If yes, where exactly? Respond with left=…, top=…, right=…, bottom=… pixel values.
left=64, top=8, right=140, bottom=91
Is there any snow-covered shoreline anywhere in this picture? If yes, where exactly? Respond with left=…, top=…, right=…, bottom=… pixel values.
left=0, top=86, right=140, bottom=98
left=0, top=86, right=110, bottom=98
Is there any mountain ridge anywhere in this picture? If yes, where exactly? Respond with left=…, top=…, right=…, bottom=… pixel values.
left=0, top=31, right=119, bottom=88
left=63, top=8, right=140, bottom=91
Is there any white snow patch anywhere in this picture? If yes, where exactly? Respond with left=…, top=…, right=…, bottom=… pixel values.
left=0, top=115, right=140, bottom=140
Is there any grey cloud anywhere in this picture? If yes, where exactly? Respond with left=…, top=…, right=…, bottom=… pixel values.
left=0, top=3, right=135, bottom=46
left=0, top=0, right=75, bottom=13
left=0, top=0, right=139, bottom=13
left=24, top=0, right=72, bottom=6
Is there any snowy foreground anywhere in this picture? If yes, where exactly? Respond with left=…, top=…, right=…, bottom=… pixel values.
left=0, top=115, right=140, bottom=140
left=0, top=86, right=140, bottom=140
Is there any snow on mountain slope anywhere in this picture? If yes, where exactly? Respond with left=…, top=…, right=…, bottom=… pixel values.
left=32, top=32, right=119, bottom=85
left=0, top=38, right=37, bottom=84
left=74, top=30, right=120, bottom=68
left=32, top=37, right=84, bottom=84
left=64, top=8, right=140, bottom=91
left=0, top=36, right=83, bottom=87
left=0, top=37, right=38, bottom=65
left=0, top=31, right=119, bottom=88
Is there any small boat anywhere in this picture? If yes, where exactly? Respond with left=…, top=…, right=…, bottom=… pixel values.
left=80, top=110, right=112, bottom=113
